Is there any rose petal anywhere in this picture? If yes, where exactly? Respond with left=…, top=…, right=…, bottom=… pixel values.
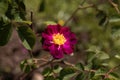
left=60, top=27, right=70, bottom=34
left=62, top=42, right=73, bottom=54
left=42, top=33, right=52, bottom=40
left=46, top=25, right=61, bottom=34
left=49, top=45, right=64, bottom=59
left=42, top=39, right=53, bottom=50
left=69, top=33, right=77, bottom=44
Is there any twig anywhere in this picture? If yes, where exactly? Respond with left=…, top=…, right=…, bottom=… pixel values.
left=108, top=0, right=120, bottom=14
left=28, top=50, right=33, bottom=59
left=105, top=64, right=120, bottom=78
left=78, top=4, right=94, bottom=9
left=30, top=11, right=33, bottom=29
left=39, top=58, right=56, bottom=67
left=64, top=4, right=94, bottom=26
left=33, top=58, right=48, bottom=63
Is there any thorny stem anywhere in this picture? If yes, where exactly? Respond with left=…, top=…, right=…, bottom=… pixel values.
left=108, top=0, right=120, bottom=14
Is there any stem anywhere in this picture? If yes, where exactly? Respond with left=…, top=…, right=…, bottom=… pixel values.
left=28, top=50, right=33, bottom=59
left=30, top=11, right=33, bottom=29
left=105, top=64, right=120, bottom=78
left=108, top=0, right=120, bottom=14
left=64, top=0, right=94, bottom=26
left=39, top=58, right=56, bottom=67
left=64, top=0, right=86, bottom=26
left=64, top=7, right=80, bottom=26
left=80, top=0, right=87, bottom=5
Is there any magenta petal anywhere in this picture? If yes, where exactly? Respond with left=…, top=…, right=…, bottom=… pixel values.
left=49, top=45, right=64, bottom=59
left=46, top=25, right=61, bottom=34
left=69, top=33, right=77, bottom=44
left=60, top=27, right=70, bottom=34
left=42, top=40, right=53, bottom=50
left=62, top=42, right=73, bottom=54
left=42, top=24, right=77, bottom=59
left=42, top=33, right=52, bottom=40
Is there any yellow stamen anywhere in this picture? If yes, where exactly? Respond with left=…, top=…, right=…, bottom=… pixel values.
left=53, top=33, right=66, bottom=45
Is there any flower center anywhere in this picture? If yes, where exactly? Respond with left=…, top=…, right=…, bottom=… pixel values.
left=53, top=33, right=66, bottom=45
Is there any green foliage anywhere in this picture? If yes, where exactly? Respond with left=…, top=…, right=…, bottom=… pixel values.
left=53, top=65, right=62, bottom=73
left=1, top=0, right=120, bottom=80
left=17, top=25, right=36, bottom=50
left=39, top=0, right=45, bottom=12
left=59, top=67, right=76, bottom=80
left=42, top=67, right=52, bottom=76
left=20, top=59, right=36, bottom=73
left=96, top=10, right=108, bottom=26
left=44, top=21, right=57, bottom=25
left=5, top=0, right=26, bottom=20
left=0, top=1, right=8, bottom=15
left=0, top=0, right=36, bottom=49
left=75, top=72, right=86, bottom=80
left=0, top=18, right=13, bottom=46
left=75, top=62, right=84, bottom=71
left=44, top=76, right=55, bottom=80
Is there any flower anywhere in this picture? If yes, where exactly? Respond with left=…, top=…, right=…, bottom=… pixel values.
left=42, top=24, right=77, bottom=59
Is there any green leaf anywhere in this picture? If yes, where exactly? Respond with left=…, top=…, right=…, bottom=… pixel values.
left=60, top=67, right=76, bottom=80
left=99, top=16, right=108, bottom=26
left=96, top=10, right=108, bottom=26
left=53, top=65, right=62, bottom=73
left=86, top=45, right=101, bottom=54
left=44, top=21, right=57, bottom=25
left=110, top=72, right=120, bottom=79
left=89, top=72, right=95, bottom=79
left=95, top=69, right=106, bottom=76
left=20, top=59, right=35, bottom=73
left=15, top=20, right=32, bottom=25
left=5, top=3, right=14, bottom=19
left=75, top=62, right=84, bottom=71
left=5, top=0, right=26, bottom=20
left=27, top=59, right=33, bottom=65
left=17, top=26, right=36, bottom=50
left=63, top=73, right=76, bottom=80
left=0, top=19, right=13, bottom=46
left=44, top=76, right=55, bottom=80
left=112, top=29, right=120, bottom=39
left=115, top=54, right=120, bottom=59
left=109, top=18, right=120, bottom=23
left=20, top=59, right=31, bottom=73
left=25, top=65, right=31, bottom=73
left=0, top=1, right=8, bottom=15
left=39, top=0, right=45, bottom=12
left=97, top=52, right=110, bottom=60
left=42, top=67, right=52, bottom=76
left=20, top=59, right=27, bottom=71
left=91, top=75, right=104, bottom=80
left=75, top=72, right=86, bottom=80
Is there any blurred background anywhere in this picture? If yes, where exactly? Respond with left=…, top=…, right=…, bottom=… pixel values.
left=0, top=0, right=120, bottom=80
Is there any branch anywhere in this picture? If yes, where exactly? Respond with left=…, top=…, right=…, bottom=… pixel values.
left=30, top=11, right=33, bottom=29
left=108, top=0, right=120, bottom=14
left=64, top=4, right=94, bottom=26
left=105, top=64, right=120, bottom=78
